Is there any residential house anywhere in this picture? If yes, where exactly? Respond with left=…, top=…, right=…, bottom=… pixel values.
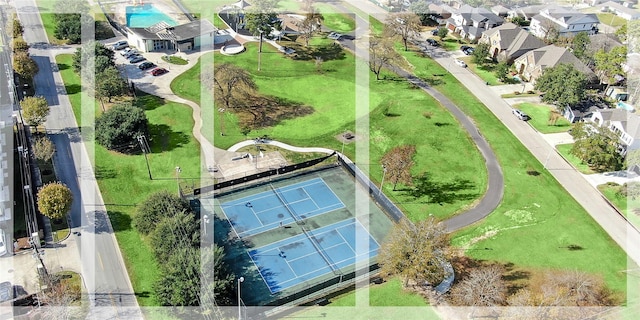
left=513, top=45, right=596, bottom=82
left=530, top=5, right=600, bottom=38
left=597, top=1, right=640, bottom=20
left=491, top=5, right=510, bottom=18
left=445, top=4, right=504, bottom=41
left=591, top=108, right=640, bottom=154
left=508, top=5, right=549, bottom=21
left=606, top=86, right=630, bottom=101
left=127, top=19, right=216, bottom=52
left=428, top=3, right=455, bottom=25
left=480, top=23, right=545, bottom=63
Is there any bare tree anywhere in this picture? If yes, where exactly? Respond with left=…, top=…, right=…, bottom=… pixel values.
left=34, top=136, right=56, bottom=162
left=213, top=63, right=258, bottom=110
left=297, top=0, right=323, bottom=47
left=381, top=145, right=416, bottom=191
left=385, top=12, right=422, bottom=51
left=450, top=265, right=507, bottom=307
left=378, top=217, right=450, bottom=288
left=369, top=35, right=407, bottom=80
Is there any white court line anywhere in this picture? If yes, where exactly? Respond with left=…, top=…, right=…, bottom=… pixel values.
left=301, top=186, right=321, bottom=210
left=217, top=204, right=243, bottom=240
left=246, top=250, right=278, bottom=294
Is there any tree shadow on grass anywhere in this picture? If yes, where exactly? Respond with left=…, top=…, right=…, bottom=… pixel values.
left=107, top=211, right=133, bottom=232
left=64, top=84, right=81, bottom=95
left=148, top=123, right=190, bottom=153
left=405, top=173, right=477, bottom=204
left=134, top=92, right=166, bottom=111
left=292, top=43, right=346, bottom=61
left=57, top=63, right=70, bottom=71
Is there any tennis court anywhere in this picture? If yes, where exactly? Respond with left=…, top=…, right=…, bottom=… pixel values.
left=248, top=218, right=380, bottom=294
left=219, top=178, right=345, bottom=237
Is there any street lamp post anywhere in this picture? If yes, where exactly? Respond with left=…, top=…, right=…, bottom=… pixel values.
left=218, top=108, right=226, bottom=136
left=380, top=165, right=387, bottom=195
left=238, top=276, right=245, bottom=320
left=203, top=214, right=210, bottom=237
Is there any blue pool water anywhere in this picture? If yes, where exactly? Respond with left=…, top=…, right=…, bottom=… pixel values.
left=126, top=4, right=177, bottom=28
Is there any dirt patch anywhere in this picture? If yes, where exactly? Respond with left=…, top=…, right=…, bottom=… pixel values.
left=335, top=131, right=358, bottom=144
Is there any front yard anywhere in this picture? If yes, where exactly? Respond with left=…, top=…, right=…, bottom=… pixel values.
left=515, top=103, right=572, bottom=134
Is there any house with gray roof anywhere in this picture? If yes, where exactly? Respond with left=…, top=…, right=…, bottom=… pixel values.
left=591, top=108, right=640, bottom=154
left=127, top=19, right=216, bottom=53
left=480, top=23, right=545, bottom=63
left=597, top=1, right=640, bottom=20
left=491, top=5, right=510, bottom=17
left=508, top=5, right=549, bottom=20
left=513, top=45, right=596, bottom=82
left=529, top=5, right=600, bottom=38
left=445, top=4, right=504, bottom=41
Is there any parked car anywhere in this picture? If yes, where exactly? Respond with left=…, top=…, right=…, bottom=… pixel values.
left=327, top=32, right=342, bottom=40
left=111, top=41, right=128, bottom=50
left=0, top=229, right=6, bottom=256
left=426, top=38, right=439, bottom=46
left=123, top=50, right=139, bottom=58
left=512, top=109, right=529, bottom=121
left=463, top=47, right=475, bottom=55
left=0, top=282, right=11, bottom=303
left=460, top=45, right=471, bottom=51
left=150, top=68, right=168, bottom=76
left=129, top=56, right=146, bottom=63
left=431, top=28, right=440, bottom=36
left=454, top=58, right=467, bottom=68
left=138, top=61, right=156, bottom=70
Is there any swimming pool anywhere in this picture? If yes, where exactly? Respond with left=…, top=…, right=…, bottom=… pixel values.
left=126, top=4, right=177, bottom=28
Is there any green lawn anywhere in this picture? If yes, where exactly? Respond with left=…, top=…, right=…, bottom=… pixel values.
left=598, top=183, right=640, bottom=229
left=172, top=42, right=487, bottom=221
left=556, top=143, right=597, bottom=174
left=597, top=13, right=629, bottom=28
left=515, top=103, right=572, bottom=134
left=56, top=55, right=202, bottom=306
left=316, top=3, right=356, bottom=33
left=398, top=45, right=630, bottom=296
left=464, top=59, right=500, bottom=85
left=36, top=0, right=64, bottom=45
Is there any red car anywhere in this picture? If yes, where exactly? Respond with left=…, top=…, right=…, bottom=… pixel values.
left=150, top=68, right=168, bottom=76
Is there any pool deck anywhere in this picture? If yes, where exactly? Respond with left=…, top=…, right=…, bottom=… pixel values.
left=103, top=0, right=190, bottom=28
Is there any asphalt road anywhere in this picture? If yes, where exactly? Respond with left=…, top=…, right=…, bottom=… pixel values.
left=13, top=0, right=141, bottom=316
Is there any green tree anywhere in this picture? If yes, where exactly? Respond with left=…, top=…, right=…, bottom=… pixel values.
left=378, top=217, right=449, bottom=287
left=34, top=136, right=56, bottom=162
left=594, top=46, right=627, bottom=85
left=150, top=211, right=200, bottom=263
left=72, top=41, right=114, bottom=74
left=95, top=66, right=129, bottom=102
left=244, top=0, right=280, bottom=53
left=408, top=0, right=432, bottom=25
left=495, top=61, right=510, bottom=82
left=53, top=0, right=90, bottom=44
left=510, top=16, right=529, bottom=27
left=134, top=190, right=191, bottom=235
left=615, top=23, right=627, bottom=42
left=37, top=182, right=73, bottom=220
left=535, top=63, right=587, bottom=110
left=154, top=247, right=201, bottom=306
left=381, top=145, right=416, bottom=190
left=12, top=38, right=29, bottom=53
left=95, top=103, right=148, bottom=152
left=472, top=42, right=490, bottom=65
left=13, top=17, right=24, bottom=38
left=13, top=52, right=39, bottom=80
left=571, top=32, right=590, bottom=62
left=202, top=244, right=235, bottom=305
left=570, top=122, right=624, bottom=172
left=437, top=27, right=449, bottom=40
left=385, top=12, right=422, bottom=51
left=20, top=96, right=50, bottom=129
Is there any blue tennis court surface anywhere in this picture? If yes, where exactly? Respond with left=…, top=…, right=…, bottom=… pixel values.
left=248, top=218, right=380, bottom=294
left=220, top=178, right=345, bottom=237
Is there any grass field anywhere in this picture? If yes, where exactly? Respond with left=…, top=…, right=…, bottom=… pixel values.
left=56, top=55, right=203, bottom=306
left=598, top=182, right=640, bottom=229
left=462, top=58, right=500, bottom=86
left=398, top=45, right=630, bottom=296
left=597, top=13, right=629, bottom=28
left=556, top=143, right=596, bottom=174
left=316, top=3, right=356, bottom=33
left=516, top=103, right=572, bottom=134
left=171, top=42, right=487, bottom=221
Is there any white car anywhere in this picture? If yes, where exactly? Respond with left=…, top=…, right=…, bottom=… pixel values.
left=0, top=229, right=6, bottom=256
left=454, top=59, right=467, bottom=68
left=512, top=109, right=529, bottom=121
left=328, top=32, right=342, bottom=40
